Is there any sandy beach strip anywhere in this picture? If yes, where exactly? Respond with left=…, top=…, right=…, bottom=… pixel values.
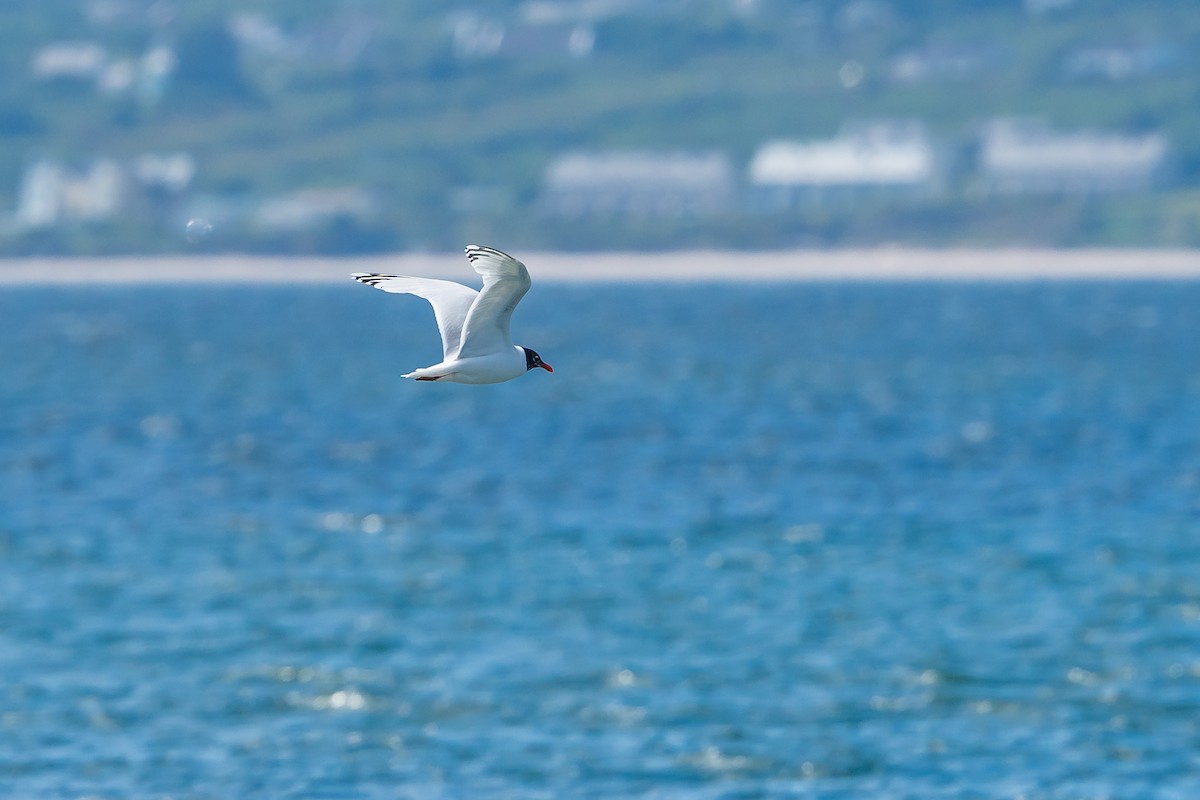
left=1, top=248, right=1199, bottom=285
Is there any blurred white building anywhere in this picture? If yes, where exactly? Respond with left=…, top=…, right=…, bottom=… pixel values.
left=747, top=121, right=940, bottom=208
left=15, top=161, right=64, bottom=228
left=31, top=42, right=107, bottom=81
left=68, top=159, right=124, bottom=220
left=542, top=150, right=734, bottom=217
left=13, top=153, right=197, bottom=230
left=979, top=119, right=1167, bottom=195
left=15, top=159, right=125, bottom=229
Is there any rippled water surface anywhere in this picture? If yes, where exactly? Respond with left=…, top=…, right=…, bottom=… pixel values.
left=1, top=278, right=1199, bottom=799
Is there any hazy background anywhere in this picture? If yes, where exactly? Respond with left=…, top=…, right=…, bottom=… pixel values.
left=4, top=5, right=1200, bottom=798
left=1, top=0, right=1199, bottom=255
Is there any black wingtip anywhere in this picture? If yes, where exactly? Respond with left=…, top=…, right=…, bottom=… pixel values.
left=352, top=273, right=399, bottom=287
left=465, top=244, right=510, bottom=262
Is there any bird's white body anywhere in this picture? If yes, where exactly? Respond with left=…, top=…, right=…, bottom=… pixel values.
left=402, top=345, right=528, bottom=384
left=352, top=245, right=553, bottom=385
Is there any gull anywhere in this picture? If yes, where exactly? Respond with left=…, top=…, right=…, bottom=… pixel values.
left=352, top=245, right=553, bottom=384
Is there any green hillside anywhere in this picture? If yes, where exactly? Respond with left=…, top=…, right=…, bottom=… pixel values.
left=1, top=0, right=1199, bottom=253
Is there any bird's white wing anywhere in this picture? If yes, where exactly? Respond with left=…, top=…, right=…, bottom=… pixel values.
left=456, top=245, right=532, bottom=359
left=352, top=273, right=478, bottom=360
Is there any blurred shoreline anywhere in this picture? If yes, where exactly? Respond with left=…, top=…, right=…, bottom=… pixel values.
left=1, top=248, right=1199, bottom=285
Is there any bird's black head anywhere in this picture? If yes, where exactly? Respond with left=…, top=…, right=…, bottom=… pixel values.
left=523, top=347, right=554, bottom=373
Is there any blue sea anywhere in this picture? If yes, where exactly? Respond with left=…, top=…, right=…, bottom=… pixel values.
left=1, top=277, right=1199, bottom=799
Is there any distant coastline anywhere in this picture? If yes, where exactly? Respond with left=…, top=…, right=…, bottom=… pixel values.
left=1, top=249, right=1200, bottom=285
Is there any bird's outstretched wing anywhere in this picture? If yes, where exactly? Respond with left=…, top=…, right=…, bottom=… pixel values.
left=352, top=273, right=478, bottom=360
left=457, top=245, right=532, bottom=358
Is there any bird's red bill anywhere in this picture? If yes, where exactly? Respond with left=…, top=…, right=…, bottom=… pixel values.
left=540, top=363, right=554, bottom=373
